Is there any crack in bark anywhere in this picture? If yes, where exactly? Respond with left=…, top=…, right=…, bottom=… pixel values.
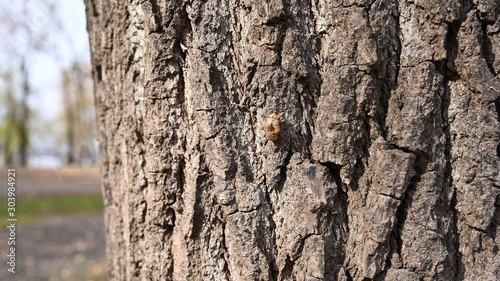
left=278, top=234, right=317, bottom=280
left=272, top=0, right=289, bottom=69
left=143, top=0, right=163, bottom=33
left=477, top=12, right=497, bottom=76
left=275, top=147, right=293, bottom=193
left=450, top=190, right=466, bottom=280
left=280, top=255, right=294, bottom=281
left=392, top=153, right=427, bottom=264
left=495, top=97, right=500, bottom=158
left=319, top=161, right=350, bottom=279
left=443, top=7, right=467, bottom=279
left=220, top=212, right=233, bottom=281
left=368, top=0, right=401, bottom=142
left=378, top=192, right=402, bottom=201
left=263, top=175, right=280, bottom=281
left=485, top=196, right=500, bottom=248
left=494, top=97, right=500, bottom=122
left=205, top=130, right=220, bottom=140
left=318, top=161, right=343, bottom=190
left=190, top=155, right=211, bottom=239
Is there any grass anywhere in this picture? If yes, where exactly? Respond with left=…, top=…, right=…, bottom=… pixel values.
left=0, top=194, right=104, bottom=227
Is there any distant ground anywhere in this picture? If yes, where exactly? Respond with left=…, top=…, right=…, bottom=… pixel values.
left=0, top=166, right=106, bottom=281
left=0, top=166, right=101, bottom=196
left=0, top=213, right=107, bottom=281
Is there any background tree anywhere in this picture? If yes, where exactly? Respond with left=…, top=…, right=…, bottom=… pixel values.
left=0, top=0, right=62, bottom=166
left=18, top=58, right=31, bottom=165
left=0, top=71, right=20, bottom=165
left=85, top=0, right=500, bottom=280
left=0, top=0, right=97, bottom=167
left=0, top=63, right=33, bottom=166
left=60, top=61, right=96, bottom=165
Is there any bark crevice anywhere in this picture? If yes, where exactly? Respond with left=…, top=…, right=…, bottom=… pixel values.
left=392, top=153, right=427, bottom=263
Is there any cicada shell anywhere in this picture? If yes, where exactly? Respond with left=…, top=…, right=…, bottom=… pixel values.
left=264, top=113, right=281, bottom=141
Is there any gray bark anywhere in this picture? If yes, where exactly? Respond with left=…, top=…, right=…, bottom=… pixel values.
left=85, top=0, right=500, bottom=280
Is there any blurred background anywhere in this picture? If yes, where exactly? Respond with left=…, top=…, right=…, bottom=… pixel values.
left=0, top=0, right=106, bottom=280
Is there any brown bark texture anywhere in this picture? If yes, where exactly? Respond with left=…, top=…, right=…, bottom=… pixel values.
left=85, top=0, right=500, bottom=280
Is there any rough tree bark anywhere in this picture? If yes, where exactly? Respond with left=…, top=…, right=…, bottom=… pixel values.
left=85, top=0, right=500, bottom=280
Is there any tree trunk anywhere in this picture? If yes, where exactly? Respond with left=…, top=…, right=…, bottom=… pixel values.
left=62, top=67, right=77, bottom=164
left=18, top=58, right=30, bottom=166
left=3, top=71, right=16, bottom=166
left=85, top=1, right=500, bottom=280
